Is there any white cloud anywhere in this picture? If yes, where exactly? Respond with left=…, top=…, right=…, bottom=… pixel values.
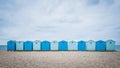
left=0, top=0, right=120, bottom=45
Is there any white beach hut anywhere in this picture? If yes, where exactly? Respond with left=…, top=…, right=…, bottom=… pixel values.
left=16, top=41, right=24, bottom=50
left=86, top=40, right=96, bottom=51
left=68, top=41, right=77, bottom=50
left=33, top=40, right=41, bottom=50
left=106, top=40, right=115, bottom=51
left=51, top=41, right=58, bottom=50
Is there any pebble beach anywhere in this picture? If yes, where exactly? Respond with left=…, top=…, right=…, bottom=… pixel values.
left=0, top=51, right=120, bottom=68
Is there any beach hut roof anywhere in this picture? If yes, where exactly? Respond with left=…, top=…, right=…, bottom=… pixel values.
left=42, top=40, right=50, bottom=43
left=69, top=41, right=76, bottom=42
left=87, top=40, right=95, bottom=43
left=59, top=40, right=67, bottom=42
left=78, top=40, right=86, bottom=43
left=106, top=40, right=115, bottom=42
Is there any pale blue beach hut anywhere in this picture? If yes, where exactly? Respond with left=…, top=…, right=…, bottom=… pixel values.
left=106, top=40, right=115, bottom=51
left=7, top=40, right=16, bottom=51
left=33, top=40, right=41, bottom=51
left=16, top=41, right=24, bottom=50
left=86, top=40, right=96, bottom=51
left=68, top=41, right=77, bottom=50
left=51, top=41, right=58, bottom=50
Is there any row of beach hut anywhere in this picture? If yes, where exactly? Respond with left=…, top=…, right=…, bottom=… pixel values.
left=7, top=40, right=115, bottom=51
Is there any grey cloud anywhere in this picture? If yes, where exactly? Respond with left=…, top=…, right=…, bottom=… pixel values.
left=86, top=0, right=114, bottom=6
left=35, top=25, right=58, bottom=32
left=0, top=19, right=16, bottom=27
left=36, top=25, right=56, bottom=29
left=57, top=16, right=82, bottom=24
left=0, top=31, right=11, bottom=41
left=0, top=18, right=8, bottom=27
left=0, top=18, right=3, bottom=21
left=59, top=19, right=81, bottom=24
left=104, top=0, right=114, bottom=5
left=115, top=27, right=120, bottom=30
left=86, top=0, right=100, bottom=5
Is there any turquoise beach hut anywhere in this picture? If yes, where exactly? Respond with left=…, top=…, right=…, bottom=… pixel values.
left=59, top=40, right=68, bottom=51
left=24, top=41, right=33, bottom=51
left=78, top=41, right=86, bottom=51
left=7, top=40, right=16, bottom=51
left=106, top=40, right=115, bottom=51
left=86, top=40, right=96, bottom=51
left=96, top=40, right=106, bottom=51
left=16, top=41, right=24, bottom=51
left=68, top=41, right=77, bottom=50
left=33, top=40, right=41, bottom=51
left=41, top=41, right=50, bottom=51
left=51, top=41, right=58, bottom=50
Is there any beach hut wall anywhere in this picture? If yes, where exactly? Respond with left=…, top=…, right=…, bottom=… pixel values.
left=78, top=41, right=86, bottom=51
left=24, top=41, right=33, bottom=51
left=51, top=41, right=58, bottom=50
left=59, top=40, right=68, bottom=51
left=41, top=41, right=50, bottom=51
left=96, top=40, right=106, bottom=51
left=7, top=40, right=16, bottom=51
left=86, top=40, right=96, bottom=51
left=16, top=41, right=24, bottom=50
left=68, top=41, right=77, bottom=50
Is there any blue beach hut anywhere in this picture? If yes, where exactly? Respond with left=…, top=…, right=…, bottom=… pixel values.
left=7, top=40, right=16, bottom=51
left=106, top=40, right=115, bottom=51
left=24, top=41, right=33, bottom=51
left=78, top=41, right=86, bottom=51
left=33, top=40, right=41, bottom=50
left=41, top=41, right=50, bottom=51
left=96, top=40, right=106, bottom=51
left=59, top=40, right=68, bottom=51
left=51, top=41, right=58, bottom=50
left=86, top=40, right=96, bottom=51
left=16, top=41, right=24, bottom=50
left=68, top=41, right=77, bottom=50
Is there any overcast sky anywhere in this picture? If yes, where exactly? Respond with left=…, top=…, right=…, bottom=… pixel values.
left=0, top=0, right=120, bottom=45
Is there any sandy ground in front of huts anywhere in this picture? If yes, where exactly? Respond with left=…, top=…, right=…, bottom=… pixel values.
left=0, top=51, right=120, bottom=68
